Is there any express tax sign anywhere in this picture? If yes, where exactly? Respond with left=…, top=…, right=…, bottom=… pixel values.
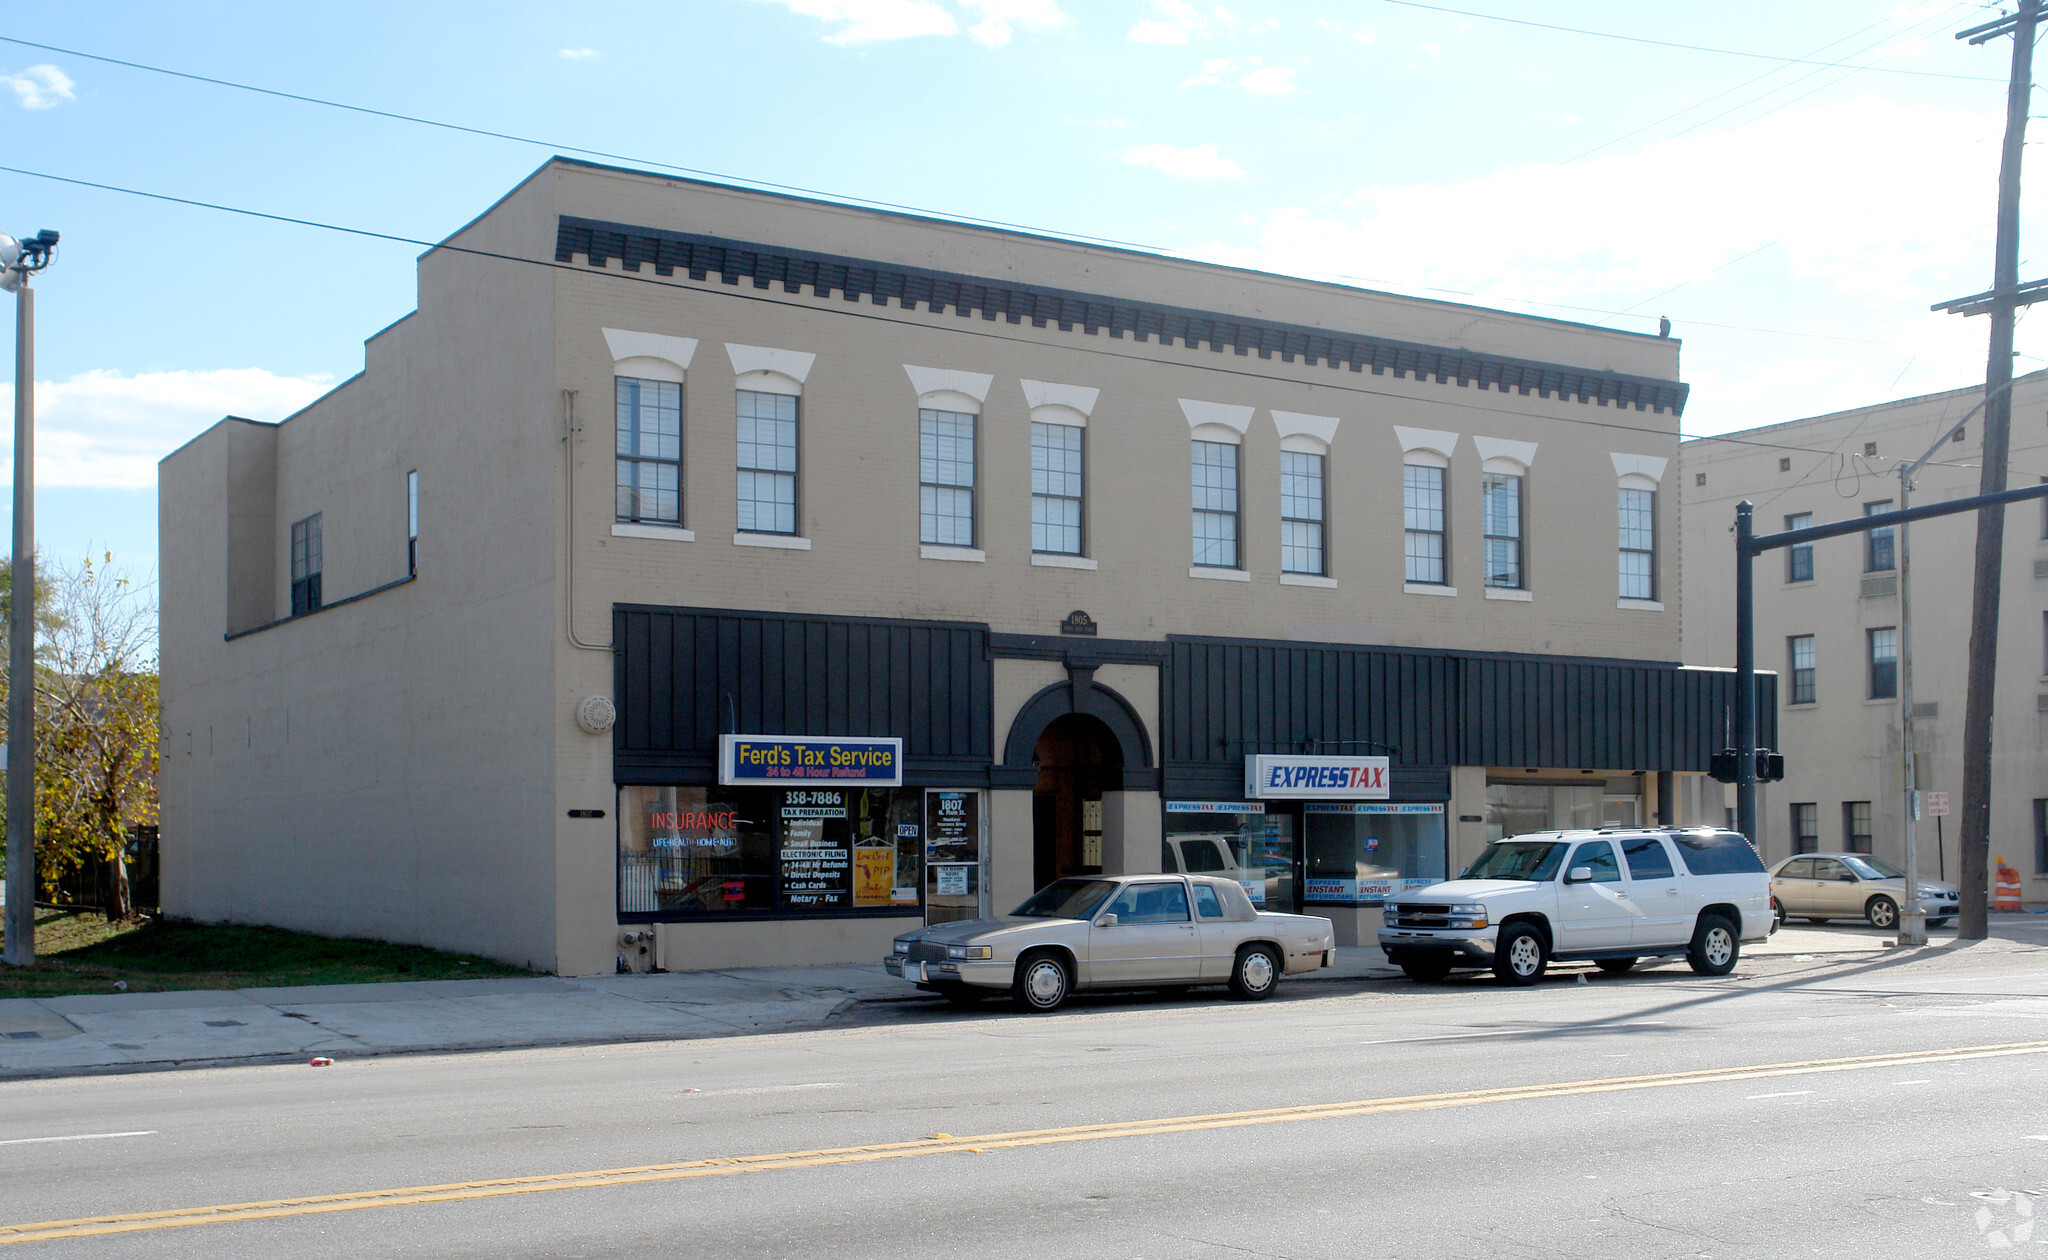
left=1244, top=755, right=1391, bottom=800
left=719, top=735, right=904, bottom=786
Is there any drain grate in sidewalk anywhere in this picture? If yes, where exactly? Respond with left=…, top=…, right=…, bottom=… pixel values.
left=203, top=1020, right=245, bottom=1028
left=3, top=1031, right=40, bottom=1040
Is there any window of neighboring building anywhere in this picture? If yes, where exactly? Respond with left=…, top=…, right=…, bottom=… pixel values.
left=1280, top=451, right=1326, bottom=575
left=290, top=513, right=322, bottom=616
left=1191, top=439, right=1240, bottom=568
left=406, top=470, right=418, bottom=576
left=615, top=376, right=682, bottom=525
left=1865, top=500, right=1895, bottom=572
left=1618, top=487, right=1655, bottom=600
left=2036, top=798, right=2048, bottom=875
left=1843, top=801, right=1873, bottom=854
left=1786, top=512, right=1813, bottom=582
left=1788, top=634, right=1816, bottom=705
left=1031, top=421, right=1084, bottom=555
left=918, top=408, right=975, bottom=548
left=1791, top=802, right=1819, bottom=855
left=1868, top=626, right=1898, bottom=699
left=2041, top=610, right=2047, bottom=677
left=1403, top=463, right=1446, bottom=584
left=1482, top=471, right=1524, bottom=589
left=736, top=389, right=798, bottom=535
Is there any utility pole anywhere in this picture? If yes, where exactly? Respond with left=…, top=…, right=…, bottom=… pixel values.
left=1946, top=2, right=2039, bottom=941
left=1, top=229, right=56, bottom=969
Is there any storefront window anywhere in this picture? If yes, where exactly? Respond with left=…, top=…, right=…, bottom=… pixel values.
left=1304, top=803, right=1447, bottom=904
left=1484, top=779, right=1642, bottom=841
left=1163, top=802, right=1294, bottom=910
left=618, top=785, right=923, bottom=920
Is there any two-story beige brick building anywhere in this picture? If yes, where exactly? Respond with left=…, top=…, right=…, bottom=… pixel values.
left=159, top=159, right=1756, bottom=975
left=1679, top=374, right=2048, bottom=903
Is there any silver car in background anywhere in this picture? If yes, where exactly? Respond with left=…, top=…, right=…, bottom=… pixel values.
left=1768, top=852, right=1960, bottom=929
left=885, top=874, right=1336, bottom=1012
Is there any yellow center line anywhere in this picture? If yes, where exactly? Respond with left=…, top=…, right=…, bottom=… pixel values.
left=5, top=1038, right=2042, bottom=1245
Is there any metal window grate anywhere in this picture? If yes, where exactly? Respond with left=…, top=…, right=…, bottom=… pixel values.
left=2034, top=557, right=2048, bottom=579
left=1861, top=574, right=1897, bottom=599
left=1911, top=701, right=1939, bottom=720
left=2038, top=692, right=2048, bottom=712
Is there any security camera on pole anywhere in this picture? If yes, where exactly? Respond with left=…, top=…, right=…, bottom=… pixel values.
left=1, top=227, right=58, bottom=969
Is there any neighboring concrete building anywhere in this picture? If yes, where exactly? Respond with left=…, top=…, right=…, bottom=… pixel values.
left=1679, top=372, right=2048, bottom=898
left=161, top=158, right=1754, bottom=976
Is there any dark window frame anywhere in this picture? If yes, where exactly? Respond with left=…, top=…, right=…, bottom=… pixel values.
left=1618, top=486, right=1655, bottom=600
left=1868, top=626, right=1898, bottom=700
left=2036, top=798, right=2048, bottom=876
left=917, top=407, right=977, bottom=548
left=1030, top=420, right=1085, bottom=556
left=1280, top=449, right=1327, bottom=576
left=1791, top=802, right=1819, bottom=854
left=615, top=376, right=684, bottom=526
left=406, top=469, right=418, bottom=576
left=1788, top=634, right=1816, bottom=705
left=1865, top=500, right=1895, bottom=572
left=1403, top=462, right=1447, bottom=585
left=736, top=388, right=800, bottom=536
left=1785, top=512, right=1813, bottom=582
left=1482, top=470, right=1525, bottom=590
left=289, top=513, right=322, bottom=616
left=1191, top=439, right=1242, bottom=569
left=1842, top=801, right=1873, bottom=854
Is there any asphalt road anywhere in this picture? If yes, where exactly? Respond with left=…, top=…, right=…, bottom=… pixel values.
left=3, top=939, right=2046, bottom=1258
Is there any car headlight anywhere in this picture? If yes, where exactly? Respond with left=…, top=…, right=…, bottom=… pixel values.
left=893, top=940, right=912, bottom=956
left=946, top=945, right=993, bottom=960
left=1444, top=903, right=1489, bottom=928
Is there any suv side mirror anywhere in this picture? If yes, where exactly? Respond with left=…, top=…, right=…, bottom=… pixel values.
left=1565, top=866, right=1594, bottom=884
left=1096, top=913, right=1118, bottom=927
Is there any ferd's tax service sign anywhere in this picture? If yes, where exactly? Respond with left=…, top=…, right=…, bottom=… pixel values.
left=719, top=735, right=904, bottom=786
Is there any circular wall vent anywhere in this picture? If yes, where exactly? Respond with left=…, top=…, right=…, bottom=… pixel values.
left=576, top=694, right=617, bottom=735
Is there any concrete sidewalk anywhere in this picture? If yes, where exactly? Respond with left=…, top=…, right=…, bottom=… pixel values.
left=1, top=919, right=2035, bottom=1079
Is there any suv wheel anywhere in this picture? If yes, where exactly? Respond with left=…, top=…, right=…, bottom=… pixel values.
left=1687, top=914, right=1739, bottom=976
left=1012, top=950, right=1072, bottom=1012
left=1492, top=923, right=1548, bottom=986
left=1865, top=896, right=1898, bottom=930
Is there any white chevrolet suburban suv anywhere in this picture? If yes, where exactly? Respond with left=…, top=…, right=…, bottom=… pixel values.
left=1378, top=828, right=1773, bottom=985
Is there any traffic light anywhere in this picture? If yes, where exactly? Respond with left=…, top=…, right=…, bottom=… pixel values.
left=1708, top=749, right=1785, bottom=783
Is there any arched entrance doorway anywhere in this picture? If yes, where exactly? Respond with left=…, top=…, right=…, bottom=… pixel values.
left=1032, top=713, right=1124, bottom=890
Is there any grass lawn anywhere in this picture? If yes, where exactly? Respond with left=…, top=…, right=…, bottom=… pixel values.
left=0, top=909, right=532, bottom=999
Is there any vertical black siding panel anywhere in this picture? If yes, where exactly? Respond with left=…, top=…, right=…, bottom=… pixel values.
left=825, top=622, right=849, bottom=735
left=647, top=615, right=674, bottom=749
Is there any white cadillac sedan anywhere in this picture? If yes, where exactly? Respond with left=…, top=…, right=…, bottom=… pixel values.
left=885, top=874, right=1336, bottom=1012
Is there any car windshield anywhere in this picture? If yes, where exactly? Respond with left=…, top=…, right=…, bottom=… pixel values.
left=1462, top=841, right=1566, bottom=882
left=1844, top=855, right=1905, bottom=880
left=1011, top=879, right=1118, bottom=920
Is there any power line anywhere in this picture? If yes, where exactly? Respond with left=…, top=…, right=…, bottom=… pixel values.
left=1378, top=0, right=1999, bottom=80
left=0, top=35, right=1171, bottom=257
left=6, top=160, right=2031, bottom=470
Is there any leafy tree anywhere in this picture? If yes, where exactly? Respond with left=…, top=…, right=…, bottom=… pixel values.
left=0, top=553, right=158, bottom=918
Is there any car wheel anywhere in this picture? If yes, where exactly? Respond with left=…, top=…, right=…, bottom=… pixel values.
left=1012, top=950, right=1071, bottom=1013
left=1770, top=899, right=1785, bottom=933
left=938, top=985, right=986, bottom=1006
left=1929, top=917, right=1952, bottom=929
left=1687, top=914, right=1739, bottom=976
left=1595, top=958, right=1638, bottom=975
left=1229, top=944, right=1281, bottom=1000
left=1866, top=896, right=1899, bottom=930
left=1492, top=923, right=1548, bottom=986
left=1401, top=961, right=1451, bottom=983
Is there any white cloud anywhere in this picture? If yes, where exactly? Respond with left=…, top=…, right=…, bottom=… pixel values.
left=1419, top=42, right=1441, bottom=57
left=957, top=0, right=1068, bottom=47
left=558, top=47, right=599, bottom=59
left=1238, top=65, right=1297, bottom=96
left=1180, top=96, right=2015, bottom=433
left=0, top=368, right=331, bottom=490
left=3, top=65, right=74, bottom=110
left=754, top=0, right=1064, bottom=45
left=1130, top=0, right=1204, bottom=44
left=1123, top=142, right=1246, bottom=181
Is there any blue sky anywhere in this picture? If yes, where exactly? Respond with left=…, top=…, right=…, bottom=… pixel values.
left=0, top=0, right=2038, bottom=582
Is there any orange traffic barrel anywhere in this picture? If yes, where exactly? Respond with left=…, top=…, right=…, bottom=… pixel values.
left=1995, top=860, right=2023, bottom=912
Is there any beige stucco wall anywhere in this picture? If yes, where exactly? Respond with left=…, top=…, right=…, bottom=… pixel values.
left=159, top=173, right=567, bottom=970
left=1678, top=371, right=2048, bottom=892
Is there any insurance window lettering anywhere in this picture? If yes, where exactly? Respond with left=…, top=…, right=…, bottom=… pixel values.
left=618, top=785, right=920, bottom=920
